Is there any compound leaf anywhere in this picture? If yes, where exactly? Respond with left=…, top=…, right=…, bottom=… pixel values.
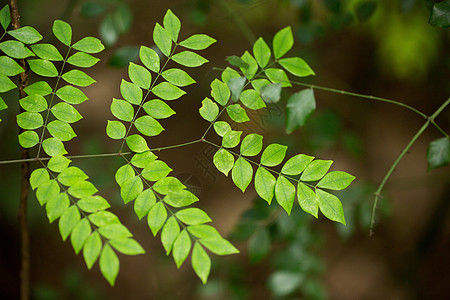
left=130, top=151, right=157, bottom=168
left=47, top=155, right=71, bottom=173
left=232, top=156, right=253, bottom=192
left=68, top=181, right=98, bottom=198
left=0, top=74, right=16, bottom=92
left=273, top=26, right=293, bottom=59
left=261, top=144, right=288, bottom=167
left=88, top=211, right=120, bottom=227
left=179, top=34, right=216, bottom=50
left=36, top=179, right=59, bottom=205
left=30, top=168, right=50, bottom=190
left=199, top=97, right=219, bottom=122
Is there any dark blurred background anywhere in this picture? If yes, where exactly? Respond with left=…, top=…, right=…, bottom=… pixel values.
left=0, top=0, right=449, bottom=299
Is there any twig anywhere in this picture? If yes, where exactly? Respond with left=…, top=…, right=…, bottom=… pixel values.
left=8, top=1, right=31, bottom=299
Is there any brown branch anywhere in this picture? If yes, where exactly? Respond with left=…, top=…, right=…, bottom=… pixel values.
left=8, top=1, right=31, bottom=300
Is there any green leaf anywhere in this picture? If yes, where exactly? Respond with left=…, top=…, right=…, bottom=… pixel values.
left=0, top=40, right=34, bottom=59
left=48, top=154, right=71, bottom=173
left=153, top=23, right=172, bottom=56
left=232, top=156, right=253, bottom=192
left=134, top=115, right=164, bottom=136
left=47, top=120, right=77, bottom=141
left=36, top=179, right=59, bottom=205
left=227, top=76, right=246, bottom=102
left=316, top=189, right=345, bottom=225
left=68, top=180, right=98, bottom=198
left=0, top=74, right=16, bottom=92
left=221, top=67, right=241, bottom=84
left=261, top=144, right=288, bottom=167
left=265, top=68, right=291, bottom=87
left=83, top=232, right=102, bottom=269
left=77, top=195, right=111, bottom=213
left=240, top=51, right=258, bottom=79
left=99, top=244, right=119, bottom=286
left=140, top=46, right=160, bottom=73
left=248, top=228, right=270, bottom=263
left=62, top=70, right=96, bottom=87
left=56, top=85, right=88, bottom=104
left=176, top=208, right=211, bottom=225
left=300, top=160, right=333, bottom=181
left=153, top=177, right=185, bottom=195
left=254, top=167, right=276, bottom=204
left=275, top=175, right=296, bottom=215
left=0, top=5, right=11, bottom=30
left=0, top=95, right=6, bottom=111
left=172, top=229, right=191, bottom=268
left=240, top=133, right=263, bottom=156
left=72, top=37, right=105, bottom=53
left=67, top=52, right=100, bottom=68
left=199, top=97, right=219, bottom=122
left=192, top=243, right=210, bottom=284
left=111, top=98, right=134, bottom=122
left=113, top=4, right=132, bottom=34
left=222, top=130, right=242, bottom=148
left=99, top=13, right=118, bottom=46
left=134, top=189, right=156, bottom=220
left=171, top=51, right=208, bottom=67
left=51, top=102, right=82, bottom=123
left=28, top=59, right=58, bottom=77
left=213, top=148, right=234, bottom=176
left=200, top=238, right=239, bottom=256
left=213, top=121, right=231, bottom=137
left=226, top=104, right=249, bottom=123
left=106, top=120, right=126, bottom=139
left=59, top=205, right=80, bottom=241
left=240, top=89, right=266, bottom=110
left=16, top=112, right=43, bottom=130
left=147, top=201, right=167, bottom=236
left=18, top=131, right=39, bottom=148
left=161, top=68, right=195, bottom=87
left=267, top=271, right=302, bottom=297
left=142, top=99, right=175, bottom=119
left=126, top=134, right=149, bottom=153
left=179, top=34, right=216, bottom=50
left=131, top=151, right=157, bottom=168
left=88, top=211, right=120, bottom=227
left=278, top=57, right=315, bottom=77
left=58, top=166, right=89, bottom=186
left=31, top=44, right=63, bottom=61
left=355, top=1, right=377, bottom=22
left=109, top=47, right=139, bottom=68
left=297, top=182, right=318, bottom=217
left=110, top=238, right=145, bottom=255
left=30, top=168, right=50, bottom=190
left=187, top=224, right=222, bottom=240
left=427, top=137, right=450, bottom=170
left=141, top=160, right=172, bottom=181
left=273, top=26, right=293, bottom=59
left=46, top=193, right=69, bottom=223
left=260, top=83, right=282, bottom=103
left=286, top=89, right=316, bottom=134
left=210, top=79, right=230, bottom=106
left=120, top=176, right=143, bottom=204
left=163, top=190, right=198, bottom=207
left=430, top=0, right=450, bottom=27
left=70, top=218, right=91, bottom=254
left=8, top=26, right=42, bottom=44
left=152, top=82, right=186, bottom=100
left=53, top=20, right=72, bottom=46
left=0, top=55, right=25, bottom=76
left=98, top=224, right=132, bottom=240
left=121, top=79, right=142, bottom=105
left=253, top=37, right=271, bottom=68
left=281, top=154, right=314, bottom=175
left=25, top=81, right=52, bottom=96
left=128, top=62, right=151, bottom=89
left=161, top=216, right=180, bottom=254
left=226, top=55, right=249, bottom=69
left=163, top=9, right=181, bottom=42
left=317, top=171, right=355, bottom=190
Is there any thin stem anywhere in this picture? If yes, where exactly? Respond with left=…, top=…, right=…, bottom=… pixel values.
left=369, top=98, right=450, bottom=235
left=150, top=139, right=202, bottom=152
left=8, top=1, right=31, bottom=299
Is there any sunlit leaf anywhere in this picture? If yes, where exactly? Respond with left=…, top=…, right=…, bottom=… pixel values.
left=172, top=229, right=191, bottom=268
left=126, top=134, right=149, bottom=153
left=99, top=244, right=119, bottom=286
left=300, top=160, right=333, bottom=181
left=278, top=57, right=315, bottom=77
left=191, top=243, right=210, bottom=284
left=140, top=46, right=160, bottom=73
left=161, top=68, right=195, bottom=87
left=213, top=148, right=234, bottom=176
left=111, top=98, right=134, bottom=122
left=281, top=154, right=314, bottom=175
left=30, top=43, right=63, bottom=61
left=316, top=189, right=346, bottom=225
left=232, top=156, right=253, bottom=192
left=72, top=36, right=105, bottom=53
left=273, top=26, right=293, bottom=59
left=260, top=144, right=287, bottom=167
left=134, top=115, right=164, bottom=136
left=67, top=52, right=100, bottom=68
left=142, top=100, right=175, bottom=119
left=147, top=201, right=167, bottom=236
left=171, top=51, right=208, bottom=67
left=56, top=85, right=88, bottom=104
left=53, top=20, right=72, bottom=46
left=275, top=175, right=295, bottom=214
left=9, top=26, right=42, bottom=44
left=0, top=40, right=34, bottom=59
left=120, top=79, right=143, bottom=105
left=179, top=34, right=216, bottom=50
left=62, top=70, right=96, bottom=87
left=226, top=104, right=249, bottom=123
left=128, top=62, right=151, bottom=89
left=255, top=167, right=276, bottom=204
left=240, top=89, right=266, bottom=110
left=28, top=59, right=58, bottom=77
left=153, top=23, right=172, bottom=56
left=240, top=133, right=263, bottom=156
left=152, top=82, right=186, bottom=100
left=106, top=120, right=126, bottom=139
left=163, top=9, right=181, bottom=42
left=297, top=182, right=318, bottom=217
left=199, top=97, right=219, bottom=122
left=253, top=37, right=271, bottom=68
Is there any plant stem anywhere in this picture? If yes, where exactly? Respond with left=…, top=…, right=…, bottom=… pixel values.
left=8, top=0, right=31, bottom=299
left=370, top=97, right=450, bottom=235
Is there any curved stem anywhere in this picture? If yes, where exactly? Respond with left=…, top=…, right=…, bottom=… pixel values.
left=369, top=98, right=450, bottom=235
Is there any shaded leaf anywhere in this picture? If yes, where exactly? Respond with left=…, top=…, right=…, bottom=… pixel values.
left=427, top=137, right=450, bottom=170
left=286, top=89, right=316, bottom=134
left=227, top=76, right=246, bottom=102
left=226, top=55, right=249, bottom=69
left=260, top=83, right=281, bottom=103
left=240, top=51, right=258, bottom=79
left=0, top=5, right=11, bottom=30
left=248, top=228, right=270, bottom=263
